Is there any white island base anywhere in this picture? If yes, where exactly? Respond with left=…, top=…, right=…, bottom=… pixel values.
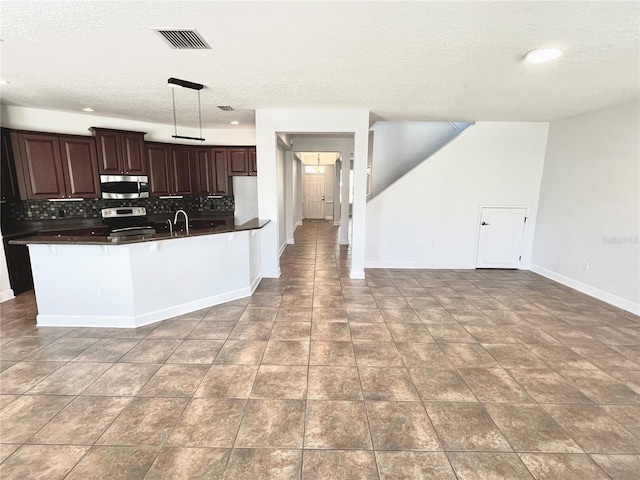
left=28, top=229, right=262, bottom=328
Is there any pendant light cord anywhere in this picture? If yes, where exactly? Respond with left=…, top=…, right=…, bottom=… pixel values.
left=172, top=88, right=178, bottom=138
left=168, top=78, right=205, bottom=141
left=198, top=90, right=203, bottom=141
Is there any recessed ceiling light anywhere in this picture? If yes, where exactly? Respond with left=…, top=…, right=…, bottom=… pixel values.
left=82, top=107, right=95, bottom=112
left=230, top=121, right=240, bottom=125
left=0, top=79, right=8, bottom=85
left=524, top=47, right=562, bottom=64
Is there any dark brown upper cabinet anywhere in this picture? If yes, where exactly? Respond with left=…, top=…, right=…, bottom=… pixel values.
left=10, top=131, right=100, bottom=201
left=90, top=127, right=147, bottom=175
left=146, top=143, right=171, bottom=196
left=12, top=132, right=66, bottom=199
left=11, top=131, right=100, bottom=200
left=195, top=147, right=232, bottom=196
left=170, top=146, right=196, bottom=195
left=146, top=143, right=196, bottom=196
left=1, top=128, right=19, bottom=201
left=249, top=147, right=257, bottom=176
left=228, top=147, right=257, bottom=176
left=58, top=136, right=101, bottom=198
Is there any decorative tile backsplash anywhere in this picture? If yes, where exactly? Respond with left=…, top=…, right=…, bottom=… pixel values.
left=2, top=196, right=235, bottom=222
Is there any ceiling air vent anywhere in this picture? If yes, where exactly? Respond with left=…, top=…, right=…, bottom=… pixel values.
left=217, top=106, right=235, bottom=111
left=153, top=29, right=210, bottom=49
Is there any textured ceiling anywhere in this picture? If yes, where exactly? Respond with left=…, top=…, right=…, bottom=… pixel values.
left=1, top=1, right=638, bottom=129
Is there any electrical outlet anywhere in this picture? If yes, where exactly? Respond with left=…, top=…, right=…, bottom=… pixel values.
left=582, top=262, right=589, bottom=270
left=98, top=286, right=106, bottom=296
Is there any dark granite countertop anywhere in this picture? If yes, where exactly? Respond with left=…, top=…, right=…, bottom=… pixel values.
left=1, top=219, right=104, bottom=240
left=9, top=218, right=270, bottom=246
left=1, top=211, right=235, bottom=240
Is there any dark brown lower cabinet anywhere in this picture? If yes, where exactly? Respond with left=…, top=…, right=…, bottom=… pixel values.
left=4, top=241, right=33, bottom=295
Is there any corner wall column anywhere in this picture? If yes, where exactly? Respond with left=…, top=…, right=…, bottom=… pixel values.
left=339, top=154, right=350, bottom=245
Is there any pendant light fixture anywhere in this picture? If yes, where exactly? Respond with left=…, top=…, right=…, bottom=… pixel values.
left=167, top=77, right=205, bottom=141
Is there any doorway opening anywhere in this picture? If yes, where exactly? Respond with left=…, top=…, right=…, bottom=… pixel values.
left=296, top=151, right=341, bottom=222
left=304, top=166, right=325, bottom=219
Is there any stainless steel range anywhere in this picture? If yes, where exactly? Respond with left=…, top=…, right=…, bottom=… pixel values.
left=101, top=207, right=156, bottom=239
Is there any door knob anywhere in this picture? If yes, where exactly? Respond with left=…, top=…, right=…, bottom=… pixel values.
left=481, top=222, right=490, bottom=226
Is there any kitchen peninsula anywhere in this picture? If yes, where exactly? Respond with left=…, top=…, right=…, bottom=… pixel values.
left=11, top=219, right=269, bottom=328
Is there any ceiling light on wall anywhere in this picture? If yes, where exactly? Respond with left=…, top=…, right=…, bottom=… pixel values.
left=167, top=77, right=205, bottom=141
left=230, top=121, right=240, bottom=125
left=82, top=107, right=95, bottom=112
left=524, top=47, right=562, bottom=64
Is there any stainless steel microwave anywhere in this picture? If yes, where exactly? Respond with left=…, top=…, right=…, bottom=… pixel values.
left=100, top=175, right=149, bottom=199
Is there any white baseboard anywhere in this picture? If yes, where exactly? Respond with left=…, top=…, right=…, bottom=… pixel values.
left=0, top=288, right=15, bottom=303
left=530, top=264, right=640, bottom=315
left=36, top=287, right=253, bottom=328
left=333, top=222, right=340, bottom=226
left=279, top=242, right=287, bottom=257
left=325, top=216, right=333, bottom=220
left=350, top=270, right=366, bottom=279
left=250, top=274, right=262, bottom=294
left=364, top=260, right=472, bottom=270
left=295, top=221, right=303, bottom=227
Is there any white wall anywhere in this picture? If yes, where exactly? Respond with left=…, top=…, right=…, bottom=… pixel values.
left=0, top=231, right=15, bottom=303
left=532, top=100, right=640, bottom=314
left=0, top=105, right=256, bottom=145
left=276, top=142, right=287, bottom=254
left=369, top=121, right=470, bottom=197
left=365, top=122, right=549, bottom=269
left=294, top=159, right=303, bottom=227
left=333, top=160, right=341, bottom=225
left=324, top=164, right=335, bottom=219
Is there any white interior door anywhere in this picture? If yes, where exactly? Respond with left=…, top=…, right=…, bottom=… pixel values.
left=305, top=173, right=325, bottom=219
left=476, top=207, right=527, bottom=268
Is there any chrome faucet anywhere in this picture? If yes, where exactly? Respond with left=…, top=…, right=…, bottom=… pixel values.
left=166, top=219, right=173, bottom=235
left=173, top=209, right=189, bottom=235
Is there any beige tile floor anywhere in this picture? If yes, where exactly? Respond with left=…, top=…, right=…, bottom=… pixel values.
left=1, top=220, right=639, bottom=479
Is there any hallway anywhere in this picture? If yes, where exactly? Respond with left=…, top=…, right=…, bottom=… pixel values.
left=0, top=220, right=639, bottom=479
